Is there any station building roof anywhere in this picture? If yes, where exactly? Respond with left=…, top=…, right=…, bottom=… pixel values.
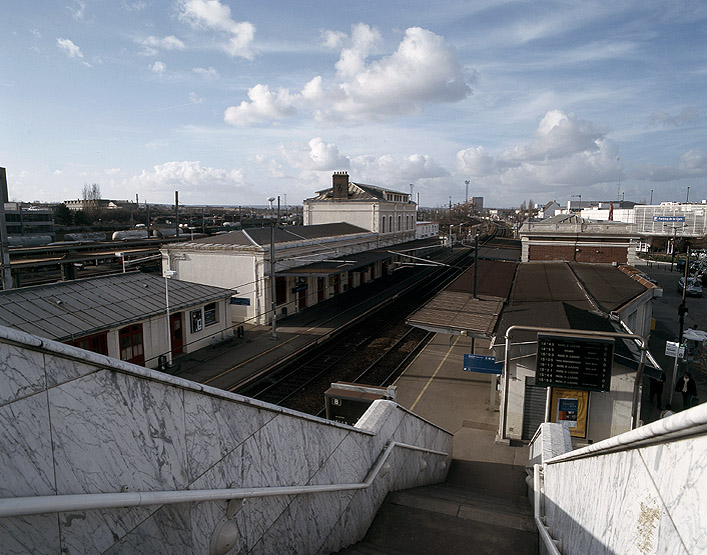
left=165, top=223, right=374, bottom=251
left=0, top=272, right=233, bottom=341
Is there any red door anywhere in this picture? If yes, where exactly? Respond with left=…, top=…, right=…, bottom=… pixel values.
left=298, top=287, right=307, bottom=309
left=317, top=278, right=325, bottom=302
left=119, top=324, right=145, bottom=366
left=170, top=313, right=183, bottom=356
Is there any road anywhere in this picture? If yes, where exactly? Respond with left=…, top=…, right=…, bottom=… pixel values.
left=637, top=260, right=705, bottom=418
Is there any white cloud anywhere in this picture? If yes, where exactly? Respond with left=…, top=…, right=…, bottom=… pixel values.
left=105, top=168, right=121, bottom=175
left=188, top=91, right=204, bottom=104
left=224, top=26, right=472, bottom=126
left=122, top=1, right=147, bottom=13
left=281, top=138, right=349, bottom=171
left=193, top=66, right=220, bottom=80
left=224, top=84, right=297, bottom=126
left=351, top=153, right=449, bottom=183
left=649, top=107, right=699, bottom=127
left=68, top=1, right=86, bottom=20
left=138, top=35, right=186, bottom=55
left=631, top=149, right=707, bottom=182
left=57, top=37, right=83, bottom=59
left=178, top=0, right=255, bottom=59
left=456, top=110, right=621, bottom=194
left=125, top=161, right=248, bottom=201
left=150, top=61, right=167, bottom=74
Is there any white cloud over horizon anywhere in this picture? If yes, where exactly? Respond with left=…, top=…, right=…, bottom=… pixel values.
left=224, top=25, right=472, bottom=126
left=177, top=0, right=255, bottom=59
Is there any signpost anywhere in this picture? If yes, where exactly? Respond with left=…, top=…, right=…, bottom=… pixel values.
left=536, top=334, right=614, bottom=392
left=464, top=354, right=502, bottom=410
left=653, top=216, right=686, bottom=222
left=666, top=340, right=686, bottom=406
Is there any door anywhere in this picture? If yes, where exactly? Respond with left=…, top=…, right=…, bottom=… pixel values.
left=119, top=324, right=145, bottom=366
left=522, top=377, right=548, bottom=440
left=298, top=287, right=307, bottom=309
left=170, top=312, right=183, bottom=356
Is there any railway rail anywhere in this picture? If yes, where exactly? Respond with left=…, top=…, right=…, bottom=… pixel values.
left=236, top=227, right=505, bottom=413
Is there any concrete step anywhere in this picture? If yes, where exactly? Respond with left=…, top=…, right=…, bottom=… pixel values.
left=334, top=459, right=537, bottom=555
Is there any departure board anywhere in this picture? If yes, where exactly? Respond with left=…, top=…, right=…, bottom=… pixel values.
left=536, top=334, right=614, bottom=392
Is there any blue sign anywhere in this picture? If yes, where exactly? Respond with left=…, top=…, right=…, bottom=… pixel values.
left=230, top=297, right=251, bottom=306
left=463, top=354, right=502, bottom=374
left=653, top=216, right=685, bottom=222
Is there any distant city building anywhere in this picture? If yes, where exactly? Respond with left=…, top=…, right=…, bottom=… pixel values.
left=536, top=200, right=561, bottom=219
left=64, top=199, right=130, bottom=211
left=470, top=196, right=484, bottom=213
left=4, top=202, right=55, bottom=240
left=634, top=202, right=707, bottom=237
left=580, top=203, right=635, bottom=224
left=415, top=221, right=439, bottom=239
left=303, top=172, right=417, bottom=243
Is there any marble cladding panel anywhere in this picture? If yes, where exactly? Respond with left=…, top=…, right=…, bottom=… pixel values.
left=236, top=495, right=295, bottom=553
left=309, top=430, right=373, bottom=486
left=182, top=389, right=276, bottom=483
left=0, top=514, right=60, bottom=555
left=0, top=343, right=45, bottom=405
left=254, top=490, right=356, bottom=555
left=50, top=369, right=188, bottom=495
left=544, top=449, right=689, bottom=555
left=638, top=437, right=707, bottom=554
left=103, top=503, right=194, bottom=555
left=43, top=352, right=99, bottom=389
left=0, top=391, right=54, bottom=498
left=59, top=506, right=159, bottom=555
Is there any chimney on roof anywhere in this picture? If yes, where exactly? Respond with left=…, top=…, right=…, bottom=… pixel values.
left=332, top=171, right=349, bottom=200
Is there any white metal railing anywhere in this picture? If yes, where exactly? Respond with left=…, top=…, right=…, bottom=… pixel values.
left=0, top=441, right=449, bottom=519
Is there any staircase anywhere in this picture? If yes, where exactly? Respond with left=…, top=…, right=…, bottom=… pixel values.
left=339, top=460, right=537, bottom=555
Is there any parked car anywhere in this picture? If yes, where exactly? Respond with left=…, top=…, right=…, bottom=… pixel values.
left=678, top=277, right=703, bottom=297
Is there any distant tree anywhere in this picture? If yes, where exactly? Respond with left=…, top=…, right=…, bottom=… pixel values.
left=54, top=203, right=73, bottom=225
left=73, top=210, right=91, bottom=226
left=82, top=183, right=102, bottom=220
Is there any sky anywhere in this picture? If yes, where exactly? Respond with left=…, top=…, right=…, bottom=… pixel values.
left=1, top=1, right=706, bottom=209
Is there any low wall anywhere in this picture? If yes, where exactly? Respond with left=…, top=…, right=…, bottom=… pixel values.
left=0, top=325, right=452, bottom=554
left=541, top=405, right=707, bottom=554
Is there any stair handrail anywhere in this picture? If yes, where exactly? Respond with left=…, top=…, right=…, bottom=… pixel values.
left=0, top=441, right=449, bottom=519
left=534, top=464, right=562, bottom=554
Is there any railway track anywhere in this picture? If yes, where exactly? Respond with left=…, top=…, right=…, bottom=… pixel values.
left=236, top=230, right=502, bottom=413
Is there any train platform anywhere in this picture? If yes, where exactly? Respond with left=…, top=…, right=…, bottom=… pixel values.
left=173, top=238, right=526, bottom=468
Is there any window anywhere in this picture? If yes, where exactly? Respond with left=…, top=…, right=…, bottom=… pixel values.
left=119, top=324, right=144, bottom=365
left=70, top=332, right=108, bottom=355
left=204, top=302, right=218, bottom=326
left=190, top=309, right=203, bottom=333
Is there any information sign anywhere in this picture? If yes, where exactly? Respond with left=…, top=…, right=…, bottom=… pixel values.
left=536, top=334, right=614, bottom=392
left=665, top=341, right=685, bottom=359
left=463, top=354, right=502, bottom=374
left=653, top=216, right=686, bottom=222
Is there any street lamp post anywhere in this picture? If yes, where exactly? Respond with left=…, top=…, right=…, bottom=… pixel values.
left=164, top=270, right=177, bottom=366
left=571, top=194, right=582, bottom=214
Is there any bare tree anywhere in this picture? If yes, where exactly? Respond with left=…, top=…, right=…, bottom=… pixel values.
left=82, top=183, right=102, bottom=220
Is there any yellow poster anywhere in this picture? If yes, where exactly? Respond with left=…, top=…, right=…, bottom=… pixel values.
left=550, top=388, right=589, bottom=438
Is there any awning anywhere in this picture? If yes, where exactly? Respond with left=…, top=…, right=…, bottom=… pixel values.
left=277, top=250, right=393, bottom=277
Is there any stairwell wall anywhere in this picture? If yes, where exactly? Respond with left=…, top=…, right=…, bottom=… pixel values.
left=0, top=325, right=452, bottom=554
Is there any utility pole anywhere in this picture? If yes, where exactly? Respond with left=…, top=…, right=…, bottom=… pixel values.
left=270, top=223, right=278, bottom=339
left=174, top=191, right=179, bottom=238
left=0, top=168, right=12, bottom=290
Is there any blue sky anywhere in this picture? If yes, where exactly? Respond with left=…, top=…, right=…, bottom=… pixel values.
left=1, top=0, right=705, bottom=208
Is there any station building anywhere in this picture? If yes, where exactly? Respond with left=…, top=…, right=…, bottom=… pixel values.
left=519, top=213, right=641, bottom=264
left=634, top=202, right=707, bottom=237
left=0, top=272, right=234, bottom=369
left=303, top=172, right=417, bottom=243
left=408, top=235, right=663, bottom=445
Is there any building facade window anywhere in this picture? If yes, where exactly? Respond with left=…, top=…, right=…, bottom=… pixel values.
left=119, top=324, right=144, bottom=365
left=204, top=302, right=218, bottom=326
left=70, top=332, right=108, bottom=355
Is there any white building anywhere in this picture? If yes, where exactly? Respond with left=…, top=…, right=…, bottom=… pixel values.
left=0, top=272, right=233, bottom=369
left=415, top=221, right=439, bottom=239
left=580, top=202, right=635, bottom=223
left=536, top=200, right=561, bottom=219
left=303, top=172, right=417, bottom=244
left=634, top=202, right=707, bottom=237
left=162, top=223, right=406, bottom=325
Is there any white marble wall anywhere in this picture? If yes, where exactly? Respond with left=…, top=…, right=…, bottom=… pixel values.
left=0, top=326, right=452, bottom=554
left=541, top=405, right=707, bottom=554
